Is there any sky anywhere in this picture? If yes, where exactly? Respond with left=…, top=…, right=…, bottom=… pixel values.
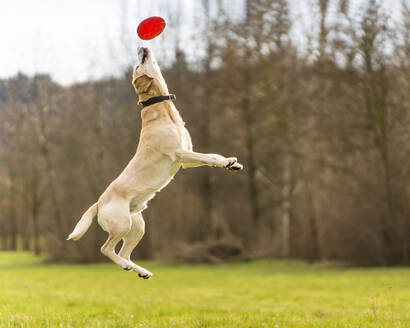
left=0, top=0, right=404, bottom=85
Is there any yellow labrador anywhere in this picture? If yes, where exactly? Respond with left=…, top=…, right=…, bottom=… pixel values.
left=67, top=47, right=243, bottom=279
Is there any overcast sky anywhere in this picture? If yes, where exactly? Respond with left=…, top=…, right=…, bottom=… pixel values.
left=0, top=0, right=403, bottom=85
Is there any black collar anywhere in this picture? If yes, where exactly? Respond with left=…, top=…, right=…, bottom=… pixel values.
left=140, top=94, right=176, bottom=108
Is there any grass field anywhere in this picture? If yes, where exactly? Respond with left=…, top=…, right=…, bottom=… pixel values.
left=0, top=252, right=408, bottom=327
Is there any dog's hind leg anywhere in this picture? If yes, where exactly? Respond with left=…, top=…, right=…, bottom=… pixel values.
left=100, top=233, right=133, bottom=270
left=98, top=200, right=134, bottom=271
left=119, top=212, right=152, bottom=279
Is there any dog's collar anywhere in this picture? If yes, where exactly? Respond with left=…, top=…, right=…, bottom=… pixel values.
left=140, top=94, right=176, bottom=108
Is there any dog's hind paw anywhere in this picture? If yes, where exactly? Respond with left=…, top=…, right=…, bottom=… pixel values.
left=121, top=263, right=134, bottom=271
left=129, top=261, right=153, bottom=279
left=138, top=270, right=153, bottom=279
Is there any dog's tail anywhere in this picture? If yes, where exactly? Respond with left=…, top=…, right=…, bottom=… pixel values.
left=66, top=202, right=98, bottom=241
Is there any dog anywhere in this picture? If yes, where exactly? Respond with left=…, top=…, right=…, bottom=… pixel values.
left=67, top=47, right=243, bottom=279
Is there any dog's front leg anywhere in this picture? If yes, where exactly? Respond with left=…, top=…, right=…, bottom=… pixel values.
left=175, top=149, right=243, bottom=171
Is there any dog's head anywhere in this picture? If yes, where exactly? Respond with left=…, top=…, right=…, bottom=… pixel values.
left=132, top=47, right=169, bottom=103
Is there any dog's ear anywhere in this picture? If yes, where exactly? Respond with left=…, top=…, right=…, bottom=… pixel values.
left=132, top=75, right=153, bottom=94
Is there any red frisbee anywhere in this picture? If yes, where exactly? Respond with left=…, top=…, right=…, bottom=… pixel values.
left=137, top=16, right=166, bottom=40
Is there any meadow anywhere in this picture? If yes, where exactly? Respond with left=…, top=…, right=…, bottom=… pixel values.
left=0, top=252, right=408, bottom=328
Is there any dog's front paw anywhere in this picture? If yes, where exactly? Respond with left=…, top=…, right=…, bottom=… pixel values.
left=224, top=157, right=237, bottom=168
left=228, top=162, right=243, bottom=171
left=225, top=157, right=243, bottom=171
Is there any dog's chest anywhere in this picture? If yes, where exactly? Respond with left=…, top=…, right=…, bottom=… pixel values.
left=129, top=158, right=180, bottom=212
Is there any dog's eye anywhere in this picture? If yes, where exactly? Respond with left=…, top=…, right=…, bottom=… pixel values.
left=135, top=65, right=140, bottom=70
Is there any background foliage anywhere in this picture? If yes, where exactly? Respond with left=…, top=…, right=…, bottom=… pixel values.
left=0, top=0, right=409, bottom=265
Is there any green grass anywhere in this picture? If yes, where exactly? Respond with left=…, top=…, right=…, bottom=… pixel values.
left=0, top=252, right=408, bottom=327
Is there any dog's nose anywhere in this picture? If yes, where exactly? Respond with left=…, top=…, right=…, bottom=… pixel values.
left=138, top=47, right=149, bottom=55
left=138, top=47, right=150, bottom=64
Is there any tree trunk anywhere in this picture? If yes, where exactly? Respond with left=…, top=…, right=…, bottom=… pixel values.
left=280, top=154, right=293, bottom=258
left=32, top=205, right=40, bottom=255
left=8, top=175, right=18, bottom=251
left=199, top=0, right=216, bottom=240
left=244, top=0, right=261, bottom=245
left=31, top=179, right=41, bottom=255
